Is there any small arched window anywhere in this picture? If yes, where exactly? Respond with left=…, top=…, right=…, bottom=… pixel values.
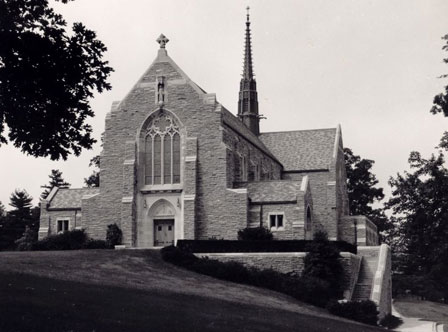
left=145, top=114, right=181, bottom=185
left=306, top=206, right=312, bottom=232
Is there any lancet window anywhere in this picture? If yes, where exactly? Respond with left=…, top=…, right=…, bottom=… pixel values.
left=145, top=114, right=181, bottom=185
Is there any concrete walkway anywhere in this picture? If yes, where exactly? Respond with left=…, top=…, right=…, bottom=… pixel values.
left=393, top=306, right=444, bottom=332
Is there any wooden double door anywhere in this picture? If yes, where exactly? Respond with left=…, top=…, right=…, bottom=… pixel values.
left=154, top=219, right=174, bottom=246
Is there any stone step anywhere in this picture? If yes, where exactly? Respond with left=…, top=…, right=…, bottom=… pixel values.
left=351, top=249, right=381, bottom=301
left=352, top=283, right=372, bottom=301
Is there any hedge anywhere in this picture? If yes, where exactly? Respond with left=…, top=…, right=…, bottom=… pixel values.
left=177, top=239, right=356, bottom=254
left=161, top=245, right=333, bottom=307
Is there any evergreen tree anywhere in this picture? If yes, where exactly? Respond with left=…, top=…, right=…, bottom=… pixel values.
left=303, top=231, right=343, bottom=299
left=0, top=189, right=34, bottom=249
left=0, top=201, right=5, bottom=216
left=41, top=169, right=71, bottom=199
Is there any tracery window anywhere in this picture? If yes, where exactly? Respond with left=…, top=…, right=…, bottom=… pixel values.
left=145, top=114, right=181, bottom=185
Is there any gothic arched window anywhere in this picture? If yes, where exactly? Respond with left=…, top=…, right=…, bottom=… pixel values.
left=144, top=114, right=181, bottom=185
left=306, top=206, right=312, bottom=232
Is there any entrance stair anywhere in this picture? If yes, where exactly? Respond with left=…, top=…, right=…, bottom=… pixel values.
left=352, top=246, right=381, bottom=301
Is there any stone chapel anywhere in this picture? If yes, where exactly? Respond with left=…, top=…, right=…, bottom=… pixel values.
left=39, top=11, right=379, bottom=249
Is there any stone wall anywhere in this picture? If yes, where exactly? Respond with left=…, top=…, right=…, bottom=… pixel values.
left=283, top=171, right=338, bottom=240
left=341, top=253, right=362, bottom=300
left=197, top=252, right=361, bottom=300
left=340, top=216, right=378, bottom=246
left=370, top=244, right=392, bottom=319
left=222, top=123, right=282, bottom=186
left=260, top=203, right=303, bottom=240
left=80, top=194, right=101, bottom=237
left=40, top=209, right=81, bottom=236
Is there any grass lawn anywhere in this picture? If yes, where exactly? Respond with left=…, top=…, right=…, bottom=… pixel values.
left=394, top=299, right=448, bottom=331
left=0, top=250, right=384, bottom=332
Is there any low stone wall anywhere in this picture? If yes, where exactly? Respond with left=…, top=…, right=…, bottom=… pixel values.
left=340, top=215, right=379, bottom=246
left=196, top=252, right=361, bottom=299
left=341, top=253, right=362, bottom=300
left=370, top=244, right=392, bottom=320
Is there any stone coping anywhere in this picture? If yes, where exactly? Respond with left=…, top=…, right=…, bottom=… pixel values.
left=195, top=252, right=357, bottom=258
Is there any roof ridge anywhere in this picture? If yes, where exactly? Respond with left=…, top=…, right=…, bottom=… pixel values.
left=221, top=108, right=282, bottom=165
left=57, top=187, right=99, bottom=191
left=260, top=127, right=337, bottom=135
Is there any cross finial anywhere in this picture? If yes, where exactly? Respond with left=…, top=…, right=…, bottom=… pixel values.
left=157, top=34, right=169, bottom=49
left=246, top=6, right=250, bottom=21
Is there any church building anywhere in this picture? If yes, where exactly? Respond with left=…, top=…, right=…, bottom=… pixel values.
left=39, top=11, right=378, bottom=249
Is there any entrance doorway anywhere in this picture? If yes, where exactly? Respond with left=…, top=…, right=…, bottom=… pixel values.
left=154, top=219, right=174, bottom=246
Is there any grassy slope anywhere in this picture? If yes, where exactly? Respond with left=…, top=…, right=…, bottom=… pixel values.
left=0, top=250, right=383, bottom=332
left=394, top=299, right=448, bottom=331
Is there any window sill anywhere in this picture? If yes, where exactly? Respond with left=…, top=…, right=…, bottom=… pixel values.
left=140, top=184, right=183, bottom=193
left=270, top=227, right=285, bottom=232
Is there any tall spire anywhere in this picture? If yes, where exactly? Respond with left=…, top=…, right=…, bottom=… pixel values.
left=243, top=6, right=254, bottom=80
left=238, top=6, right=260, bottom=136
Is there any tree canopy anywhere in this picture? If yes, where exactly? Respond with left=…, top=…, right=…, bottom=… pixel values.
left=84, top=155, right=100, bottom=187
left=344, top=148, right=384, bottom=216
left=344, top=148, right=391, bottom=241
left=0, top=0, right=113, bottom=160
left=430, top=34, right=448, bottom=117
left=386, top=142, right=448, bottom=275
left=41, top=169, right=71, bottom=199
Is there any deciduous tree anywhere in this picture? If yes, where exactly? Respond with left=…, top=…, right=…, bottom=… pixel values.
left=0, top=0, right=113, bottom=160
left=344, top=148, right=392, bottom=241
left=84, top=155, right=100, bottom=187
left=386, top=141, right=448, bottom=275
left=430, top=34, right=448, bottom=117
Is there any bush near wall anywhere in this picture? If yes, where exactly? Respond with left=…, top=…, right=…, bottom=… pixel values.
left=106, top=223, right=122, bottom=248
left=29, top=229, right=108, bottom=251
left=237, top=227, right=273, bottom=240
left=302, top=231, right=344, bottom=299
left=161, top=245, right=333, bottom=308
left=327, top=300, right=379, bottom=326
left=177, top=239, right=356, bottom=254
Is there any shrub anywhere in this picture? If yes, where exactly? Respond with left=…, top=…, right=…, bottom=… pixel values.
left=160, top=246, right=333, bottom=308
left=392, top=274, right=425, bottom=298
left=82, top=239, right=108, bottom=249
left=106, top=223, right=122, bottom=248
left=237, top=227, right=273, bottom=241
left=15, top=226, right=37, bottom=251
left=160, top=245, right=199, bottom=266
left=302, top=230, right=344, bottom=299
left=379, top=314, right=403, bottom=329
left=326, top=300, right=378, bottom=325
left=34, top=229, right=88, bottom=250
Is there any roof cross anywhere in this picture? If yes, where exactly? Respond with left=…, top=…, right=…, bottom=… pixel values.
left=157, top=34, right=169, bottom=49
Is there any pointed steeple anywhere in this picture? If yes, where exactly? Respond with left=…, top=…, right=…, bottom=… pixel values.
left=243, top=7, right=254, bottom=80
left=238, top=6, right=260, bottom=136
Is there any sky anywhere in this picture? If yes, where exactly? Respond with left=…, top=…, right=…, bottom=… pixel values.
left=1, top=0, right=448, bottom=209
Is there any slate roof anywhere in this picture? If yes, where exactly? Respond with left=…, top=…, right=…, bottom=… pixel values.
left=221, top=108, right=281, bottom=164
left=247, top=180, right=303, bottom=203
left=49, top=188, right=100, bottom=209
left=259, top=128, right=337, bottom=171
